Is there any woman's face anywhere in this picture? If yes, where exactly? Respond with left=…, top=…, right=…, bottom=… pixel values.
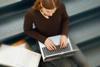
left=41, top=7, right=57, bottom=17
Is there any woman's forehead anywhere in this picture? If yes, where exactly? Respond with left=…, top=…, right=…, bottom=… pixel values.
left=43, top=7, right=56, bottom=11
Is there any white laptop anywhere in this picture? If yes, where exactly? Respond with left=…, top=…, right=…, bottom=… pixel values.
left=0, top=43, right=41, bottom=67
left=38, top=35, right=79, bottom=62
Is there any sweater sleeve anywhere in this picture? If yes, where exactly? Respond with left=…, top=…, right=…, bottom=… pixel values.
left=61, top=4, right=69, bottom=37
left=24, top=9, right=47, bottom=44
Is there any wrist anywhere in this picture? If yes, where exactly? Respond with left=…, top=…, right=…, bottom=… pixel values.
left=44, top=37, right=49, bottom=42
left=61, top=35, right=67, bottom=38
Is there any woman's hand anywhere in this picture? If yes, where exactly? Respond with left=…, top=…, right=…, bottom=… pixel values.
left=60, top=35, right=68, bottom=48
left=44, top=38, right=56, bottom=51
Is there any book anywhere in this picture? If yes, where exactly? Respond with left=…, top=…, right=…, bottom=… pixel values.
left=0, top=44, right=41, bottom=67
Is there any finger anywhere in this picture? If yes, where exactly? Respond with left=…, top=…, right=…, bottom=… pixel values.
left=60, top=40, right=62, bottom=48
left=62, top=42, right=67, bottom=48
left=64, top=41, right=68, bottom=48
left=62, top=44, right=65, bottom=48
left=50, top=41, right=56, bottom=50
left=60, top=41, right=64, bottom=48
left=46, top=43, right=55, bottom=51
left=51, top=42, right=56, bottom=50
left=65, top=42, right=68, bottom=48
left=49, top=43, right=55, bottom=50
left=46, top=44, right=52, bottom=51
left=47, top=46, right=52, bottom=51
left=49, top=45, right=54, bottom=50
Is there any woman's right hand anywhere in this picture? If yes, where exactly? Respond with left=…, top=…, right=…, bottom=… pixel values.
left=44, top=38, right=56, bottom=51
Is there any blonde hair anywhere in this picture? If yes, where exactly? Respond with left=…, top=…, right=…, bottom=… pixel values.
left=32, top=0, right=60, bottom=10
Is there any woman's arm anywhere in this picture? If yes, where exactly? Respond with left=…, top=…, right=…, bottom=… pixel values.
left=24, top=9, right=56, bottom=50
left=59, top=3, right=69, bottom=48
left=61, top=4, right=69, bottom=37
left=24, top=10, right=47, bottom=44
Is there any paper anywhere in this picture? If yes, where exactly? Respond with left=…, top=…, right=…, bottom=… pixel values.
left=0, top=44, right=41, bottom=67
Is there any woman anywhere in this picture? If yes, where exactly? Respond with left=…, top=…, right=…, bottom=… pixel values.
left=24, top=0, right=90, bottom=67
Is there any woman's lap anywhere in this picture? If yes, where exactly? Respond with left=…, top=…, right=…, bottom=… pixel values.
left=39, top=57, right=77, bottom=67
left=25, top=37, right=90, bottom=67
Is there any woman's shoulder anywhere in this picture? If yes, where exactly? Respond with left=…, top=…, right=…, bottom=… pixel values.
left=58, top=2, right=67, bottom=14
left=59, top=2, right=66, bottom=9
left=25, top=8, right=38, bottom=17
left=56, top=2, right=66, bottom=12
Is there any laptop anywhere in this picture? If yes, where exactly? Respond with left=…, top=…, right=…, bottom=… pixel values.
left=38, top=35, right=79, bottom=62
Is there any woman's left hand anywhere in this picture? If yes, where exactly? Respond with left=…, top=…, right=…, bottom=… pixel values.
left=60, top=35, right=68, bottom=48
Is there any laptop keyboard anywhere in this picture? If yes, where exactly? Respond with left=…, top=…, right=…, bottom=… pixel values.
left=42, top=44, right=71, bottom=57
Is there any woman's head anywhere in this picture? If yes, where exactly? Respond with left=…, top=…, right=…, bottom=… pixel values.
left=33, top=0, right=60, bottom=16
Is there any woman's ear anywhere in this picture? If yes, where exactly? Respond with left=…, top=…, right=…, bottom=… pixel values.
left=40, top=3, right=43, bottom=8
left=39, top=2, right=43, bottom=10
